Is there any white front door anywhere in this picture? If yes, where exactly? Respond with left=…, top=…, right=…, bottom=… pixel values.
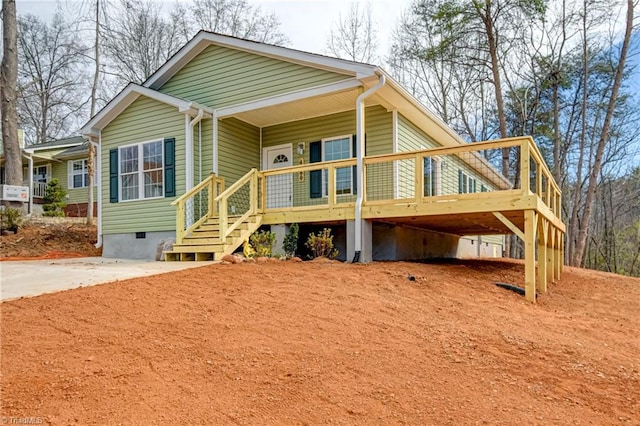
left=263, top=144, right=293, bottom=209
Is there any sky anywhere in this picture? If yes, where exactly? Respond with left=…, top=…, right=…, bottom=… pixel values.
left=16, top=0, right=414, bottom=59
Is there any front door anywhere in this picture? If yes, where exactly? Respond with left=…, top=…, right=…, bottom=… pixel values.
left=263, top=144, right=293, bottom=209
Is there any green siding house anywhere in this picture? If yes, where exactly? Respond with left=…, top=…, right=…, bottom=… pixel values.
left=81, top=31, right=510, bottom=260
left=0, top=135, right=97, bottom=217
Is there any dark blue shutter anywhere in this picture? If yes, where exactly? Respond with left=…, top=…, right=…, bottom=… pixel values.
left=458, top=170, right=463, bottom=194
left=164, top=137, right=175, bottom=197
left=109, top=148, right=118, bottom=203
left=309, top=141, right=322, bottom=198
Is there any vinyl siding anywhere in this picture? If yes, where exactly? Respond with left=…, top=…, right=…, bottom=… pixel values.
left=100, top=96, right=185, bottom=234
left=217, top=118, right=260, bottom=185
left=397, top=114, right=437, bottom=199
left=160, top=45, right=352, bottom=109
left=193, top=119, right=211, bottom=186
left=397, top=113, right=500, bottom=198
left=50, top=160, right=97, bottom=204
left=262, top=106, right=393, bottom=206
left=397, top=113, right=438, bottom=152
left=262, top=106, right=392, bottom=158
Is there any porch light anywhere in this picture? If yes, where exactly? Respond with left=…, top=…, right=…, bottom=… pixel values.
left=297, top=142, right=305, bottom=155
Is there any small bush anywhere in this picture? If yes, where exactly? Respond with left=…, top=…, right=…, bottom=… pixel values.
left=249, top=230, right=277, bottom=257
left=305, top=228, right=338, bottom=259
left=282, top=223, right=299, bottom=257
left=1, top=207, right=24, bottom=232
left=42, top=178, right=67, bottom=217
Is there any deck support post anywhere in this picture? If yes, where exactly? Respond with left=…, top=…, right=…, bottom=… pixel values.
left=546, top=224, right=554, bottom=284
left=524, top=209, right=537, bottom=302
left=556, top=230, right=563, bottom=277
left=537, top=217, right=549, bottom=294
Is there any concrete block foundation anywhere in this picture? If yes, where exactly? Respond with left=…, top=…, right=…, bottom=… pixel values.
left=103, top=231, right=176, bottom=260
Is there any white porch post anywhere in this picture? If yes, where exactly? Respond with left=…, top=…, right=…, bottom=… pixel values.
left=27, top=153, right=33, bottom=215
left=212, top=110, right=219, bottom=175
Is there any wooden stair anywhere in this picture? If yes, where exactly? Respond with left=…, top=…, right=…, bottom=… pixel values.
left=164, top=215, right=262, bottom=261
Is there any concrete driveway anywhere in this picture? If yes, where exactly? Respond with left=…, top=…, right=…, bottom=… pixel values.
left=0, top=257, right=211, bottom=301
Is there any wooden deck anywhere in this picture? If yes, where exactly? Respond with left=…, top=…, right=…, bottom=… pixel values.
left=167, top=137, right=565, bottom=303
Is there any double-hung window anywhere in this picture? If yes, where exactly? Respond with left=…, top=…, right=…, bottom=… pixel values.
left=119, top=140, right=164, bottom=201
left=69, top=159, right=89, bottom=188
left=323, top=135, right=352, bottom=196
left=458, top=170, right=477, bottom=194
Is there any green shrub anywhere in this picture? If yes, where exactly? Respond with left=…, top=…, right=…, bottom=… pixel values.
left=42, top=178, right=67, bottom=217
left=305, top=228, right=338, bottom=259
left=1, top=207, right=23, bottom=232
left=282, top=223, right=299, bottom=257
left=249, top=230, right=277, bottom=257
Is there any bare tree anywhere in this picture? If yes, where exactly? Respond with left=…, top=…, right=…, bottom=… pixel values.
left=572, top=0, right=635, bottom=266
left=184, top=0, right=288, bottom=45
left=1, top=0, right=22, bottom=208
left=17, top=13, right=89, bottom=144
left=326, top=2, right=378, bottom=63
left=101, top=0, right=184, bottom=85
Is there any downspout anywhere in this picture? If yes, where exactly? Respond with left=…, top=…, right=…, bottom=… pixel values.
left=353, top=74, right=385, bottom=263
left=21, top=151, right=34, bottom=216
left=89, top=139, right=102, bottom=248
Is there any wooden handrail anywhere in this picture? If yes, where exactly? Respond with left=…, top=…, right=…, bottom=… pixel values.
left=172, top=172, right=224, bottom=244
left=171, top=172, right=217, bottom=206
left=216, top=168, right=259, bottom=242
left=214, top=168, right=258, bottom=202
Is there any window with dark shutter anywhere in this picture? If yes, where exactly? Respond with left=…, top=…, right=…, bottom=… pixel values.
left=164, top=137, right=175, bottom=197
left=309, top=141, right=322, bottom=199
left=109, top=148, right=118, bottom=203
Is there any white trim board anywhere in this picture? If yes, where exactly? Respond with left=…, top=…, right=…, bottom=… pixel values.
left=81, top=83, right=212, bottom=137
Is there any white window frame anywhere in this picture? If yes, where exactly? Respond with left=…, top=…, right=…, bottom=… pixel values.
left=67, top=159, right=97, bottom=189
left=31, top=164, right=51, bottom=183
left=118, top=139, right=164, bottom=202
left=459, top=170, right=477, bottom=194
left=321, top=134, right=353, bottom=197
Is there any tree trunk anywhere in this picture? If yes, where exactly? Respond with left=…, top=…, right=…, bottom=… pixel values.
left=478, top=0, right=512, bottom=257
left=568, top=0, right=590, bottom=264
left=1, top=0, right=22, bottom=210
left=87, top=0, right=100, bottom=225
left=572, top=0, right=634, bottom=266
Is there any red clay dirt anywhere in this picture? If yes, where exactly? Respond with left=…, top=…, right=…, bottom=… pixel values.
left=0, top=223, right=101, bottom=261
left=1, top=259, right=638, bottom=425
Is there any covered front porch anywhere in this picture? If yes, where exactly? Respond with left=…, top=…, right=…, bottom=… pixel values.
left=166, top=136, right=565, bottom=303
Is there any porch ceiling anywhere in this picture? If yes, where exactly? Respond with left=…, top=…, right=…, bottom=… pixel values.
left=224, top=88, right=383, bottom=128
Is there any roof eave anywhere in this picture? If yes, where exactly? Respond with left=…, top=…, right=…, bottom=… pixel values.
left=80, top=83, right=213, bottom=138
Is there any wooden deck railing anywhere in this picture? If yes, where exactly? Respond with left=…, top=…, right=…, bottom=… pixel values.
left=171, top=173, right=225, bottom=244
left=174, top=137, right=562, bottom=238
left=257, top=136, right=562, bottom=222
left=214, top=168, right=260, bottom=242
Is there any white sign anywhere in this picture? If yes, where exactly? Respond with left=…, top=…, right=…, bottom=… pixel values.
left=0, top=185, right=30, bottom=202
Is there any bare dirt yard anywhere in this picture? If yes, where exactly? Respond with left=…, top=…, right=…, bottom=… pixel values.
left=1, top=257, right=638, bottom=425
left=0, top=222, right=101, bottom=260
